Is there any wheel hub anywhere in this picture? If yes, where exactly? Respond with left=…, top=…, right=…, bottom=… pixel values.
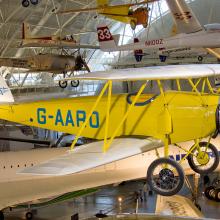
left=196, top=151, right=210, bottom=165
left=159, top=168, right=174, bottom=184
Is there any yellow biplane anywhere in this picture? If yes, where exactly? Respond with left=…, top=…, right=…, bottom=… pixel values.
left=0, top=64, right=220, bottom=196
left=58, top=0, right=157, bottom=30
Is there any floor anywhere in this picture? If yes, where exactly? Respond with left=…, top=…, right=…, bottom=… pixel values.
left=4, top=179, right=220, bottom=220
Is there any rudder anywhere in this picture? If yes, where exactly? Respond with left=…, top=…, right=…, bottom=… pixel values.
left=97, top=25, right=118, bottom=52
left=0, top=76, right=14, bottom=103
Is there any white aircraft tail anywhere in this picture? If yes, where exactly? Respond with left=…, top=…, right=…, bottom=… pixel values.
left=97, top=25, right=119, bottom=52
left=0, top=76, right=14, bottom=103
left=166, top=0, right=203, bottom=34
left=22, top=22, right=31, bottom=39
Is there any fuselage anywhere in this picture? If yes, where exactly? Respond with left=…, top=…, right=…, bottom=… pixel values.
left=0, top=91, right=218, bottom=144
left=114, top=30, right=220, bottom=52
left=0, top=54, right=76, bottom=72
left=21, top=38, right=78, bottom=48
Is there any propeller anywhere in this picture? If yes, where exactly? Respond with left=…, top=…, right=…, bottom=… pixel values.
left=75, top=55, right=90, bottom=72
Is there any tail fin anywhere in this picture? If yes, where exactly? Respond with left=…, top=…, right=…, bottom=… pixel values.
left=166, top=0, right=203, bottom=34
left=22, top=22, right=31, bottom=39
left=97, top=25, right=119, bottom=52
left=0, top=76, right=14, bottom=103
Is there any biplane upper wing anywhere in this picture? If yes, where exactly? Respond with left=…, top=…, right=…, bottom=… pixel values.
left=19, top=138, right=163, bottom=176
left=63, top=64, right=220, bottom=81
left=166, top=0, right=203, bottom=34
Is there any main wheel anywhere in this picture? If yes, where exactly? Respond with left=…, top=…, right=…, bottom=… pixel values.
left=147, top=158, right=185, bottom=196
left=130, top=20, right=137, bottom=30
left=59, top=80, right=68, bottom=89
left=214, top=188, right=220, bottom=202
left=198, top=56, right=203, bottom=62
left=30, top=0, right=38, bottom=5
left=25, top=212, right=33, bottom=220
left=70, top=80, right=79, bottom=87
left=205, top=186, right=215, bottom=200
left=22, top=0, right=30, bottom=7
left=187, top=142, right=219, bottom=174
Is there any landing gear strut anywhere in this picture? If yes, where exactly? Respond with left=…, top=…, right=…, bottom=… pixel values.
left=25, top=211, right=33, bottom=220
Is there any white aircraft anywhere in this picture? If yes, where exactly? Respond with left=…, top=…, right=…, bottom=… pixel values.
left=0, top=139, right=219, bottom=220
left=97, top=0, right=220, bottom=62
left=0, top=53, right=90, bottom=88
left=20, top=23, right=100, bottom=50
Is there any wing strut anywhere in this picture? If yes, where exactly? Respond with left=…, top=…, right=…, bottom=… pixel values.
left=70, top=80, right=112, bottom=150
left=70, top=80, right=148, bottom=152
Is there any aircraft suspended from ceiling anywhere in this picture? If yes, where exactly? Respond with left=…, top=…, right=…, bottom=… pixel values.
left=0, top=53, right=90, bottom=88
left=97, top=0, right=220, bottom=62
left=58, top=0, right=158, bottom=30
left=19, top=23, right=100, bottom=50
left=21, top=0, right=39, bottom=7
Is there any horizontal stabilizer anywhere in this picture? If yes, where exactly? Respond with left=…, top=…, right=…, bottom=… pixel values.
left=18, top=138, right=162, bottom=176
left=62, top=64, right=220, bottom=82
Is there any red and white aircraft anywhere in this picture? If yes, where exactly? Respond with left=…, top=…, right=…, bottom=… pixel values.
left=20, top=23, right=100, bottom=50
left=97, top=0, right=220, bottom=62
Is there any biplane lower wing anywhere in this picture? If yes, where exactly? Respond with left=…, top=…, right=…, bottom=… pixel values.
left=18, top=138, right=163, bottom=176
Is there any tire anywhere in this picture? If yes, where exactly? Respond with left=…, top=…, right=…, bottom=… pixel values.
left=205, top=186, right=214, bottom=199
left=147, top=158, right=185, bottom=196
left=198, top=56, right=203, bottom=62
left=59, top=80, right=68, bottom=89
left=130, top=20, right=136, bottom=30
left=30, top=0, right=38, bottom=5
left=70, top=80, right=79, bottom=88
left=187, top=142, right=219, bottom=174
left=214, top=188, right=220, bottom=202
left=22, top=0, right=30, bottom=7
left=25, top=212, right=33, bottom=220
left=209, top=188, right=216, bottom=200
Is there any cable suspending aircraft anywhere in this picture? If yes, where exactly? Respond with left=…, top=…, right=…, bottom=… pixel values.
left=20, top=23, right=100, bottom=50
left=97, top=0, right=220, bottom=62
left=58, top=0, right=157, bottom=30
left=0, top=64, right=220, bottom=218
left=0, top=54, right=89, bottom=88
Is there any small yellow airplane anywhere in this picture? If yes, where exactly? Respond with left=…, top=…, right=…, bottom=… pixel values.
left=0, top=64, right=220, bottom=197
left=58, top=0, right=158, bottom=30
